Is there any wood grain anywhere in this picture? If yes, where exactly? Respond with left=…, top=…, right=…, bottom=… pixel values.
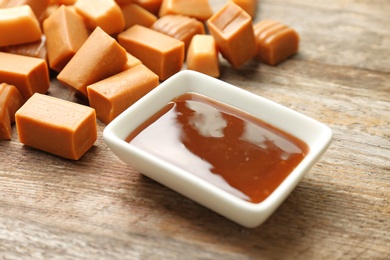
left=1, top=0, right=389, bottom=259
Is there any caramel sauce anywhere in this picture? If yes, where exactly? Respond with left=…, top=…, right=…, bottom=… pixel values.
left=126, top=93, right=309, bottom=203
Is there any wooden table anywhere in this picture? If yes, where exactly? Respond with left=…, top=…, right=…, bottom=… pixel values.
left=1, top=0, right=389, bottom=259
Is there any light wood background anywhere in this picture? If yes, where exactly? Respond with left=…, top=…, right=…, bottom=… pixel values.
left=1, top=0, right=389, bottom=259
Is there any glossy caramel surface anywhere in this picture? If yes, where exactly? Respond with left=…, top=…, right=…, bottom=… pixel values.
left=127, top=93, right=309, bottom=203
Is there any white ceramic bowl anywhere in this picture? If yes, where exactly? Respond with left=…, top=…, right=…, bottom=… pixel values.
left=103, top=70, right=332, bottom=228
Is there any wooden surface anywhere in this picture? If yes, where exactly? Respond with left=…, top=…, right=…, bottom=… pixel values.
left=1, top=0, right=389, bottom=259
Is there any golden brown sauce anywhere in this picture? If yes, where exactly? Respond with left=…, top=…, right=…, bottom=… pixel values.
left=126, top=93, right=309, bottom=203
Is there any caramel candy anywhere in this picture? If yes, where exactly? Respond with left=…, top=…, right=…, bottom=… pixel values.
left=118, top=25, right=184, bottom=81
left=74, top=0, right=125, bottom=35
left=0, top=52, right=50, bottom=100
left=120, top=3, right=158, bottom=30
left=15, top=93, right=97, bottom=160
left=87, top=64, right=159, bottom=124
left=0, top=0, right=50, bottom=19
left=151, top=14, right=205, bottom=53
left=0, top=83, right=24, bottom=140
left=0, top=5, right=42, bottom=47
left=57, top=27, right=128, bottom=97
left=254, top=20, right=299, bottom=65
left=230, top=0, right=257, bottom=19
left=159, top=0, right=213, bottom=22
left=207, top=2, right=256, bottom=69
left=43, top=5, right=89, bottom=72
left=187, top=35, right=220, bottom=78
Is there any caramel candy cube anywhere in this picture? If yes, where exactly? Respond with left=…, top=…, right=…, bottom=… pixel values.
left=187, top=35, right=220, bottom=78
left=118, top=25, right=184, bottom=81
left=15, top=93, right=97, bottom=160
left=74, top=0, right=125, bottom=35
left=87, top=64, right=159, bottom=124
left=159, top=0, right=213, bottom=22
left=43, top=5, right=89, bottom=72
left=151, top=14, right=205, bottom=53
left=254, top=20, right=299, bottom=65
left=0, top=5, right=42, bottom=47
left=0, top=83, right=24, bottom=140
left=207, top=2, right=257, bottom=69
left=120, top=3, right=158, bottom=30
left=0, top=52, right=50, bottom=100
left=230, top=0, right=257, bottom=19
left=57, top=27, right=127, bottom=97
left=132, top=0, right=162, bottom=15
left=0, top=0, right=50, bottom=19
